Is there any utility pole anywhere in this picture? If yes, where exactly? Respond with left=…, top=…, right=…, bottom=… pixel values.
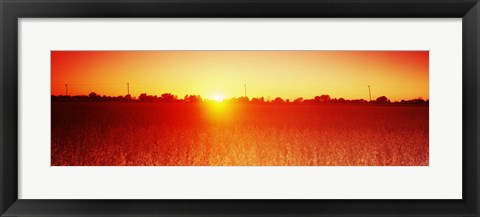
left=368, top=85, right=372, bottom=101
left=65, top=84, right=68, bottom=96
left=244, top=83, right=247, bottom=98
left=127, top=83, right=130, bottom=95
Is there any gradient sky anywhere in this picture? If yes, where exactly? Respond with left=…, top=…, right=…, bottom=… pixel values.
left=51, top=51, right=429, bottom=101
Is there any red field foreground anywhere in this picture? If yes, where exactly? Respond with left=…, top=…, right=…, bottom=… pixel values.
left=51, top=102, right=428, bottom=166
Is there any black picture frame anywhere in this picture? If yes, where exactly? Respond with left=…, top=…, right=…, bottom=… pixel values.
left=1, top=0, right=479, bottom=216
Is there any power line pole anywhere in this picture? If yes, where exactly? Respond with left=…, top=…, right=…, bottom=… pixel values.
left=368, top=85, right=372, bottom=101
left=65, top=84, right=68, bottom=96
left=127, top=82, right=130, bottom=95
left=244, top=83, right=247, bottom=98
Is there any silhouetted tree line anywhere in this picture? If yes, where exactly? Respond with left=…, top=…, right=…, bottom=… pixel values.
left=52, top=92, right=428, bottom=105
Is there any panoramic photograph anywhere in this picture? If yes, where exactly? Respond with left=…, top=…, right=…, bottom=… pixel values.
left=51, top=51, right=429, bottom=166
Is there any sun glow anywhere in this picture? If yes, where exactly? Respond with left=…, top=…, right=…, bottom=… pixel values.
left=211, top=94, right=225, bottom=102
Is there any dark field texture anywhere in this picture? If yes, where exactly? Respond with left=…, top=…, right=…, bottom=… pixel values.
left=51, top=102, right=428, bottom=166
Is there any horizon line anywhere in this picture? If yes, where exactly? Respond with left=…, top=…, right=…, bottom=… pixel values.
left=51, top=93, right=429, bottom=102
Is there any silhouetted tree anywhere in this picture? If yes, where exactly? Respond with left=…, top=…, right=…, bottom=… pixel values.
left=411, top=97, right=426, bottom=104
left=138, top=93, right=158, bottom=102
left=273, top=97, right=284, bottom=103
left=350, top=99, right=368, bottom=103
left=399, top=97, right=428, bottom=104
left=159, top=93, right=177, bottom=102
left=314, top=94, right=331, bottom=103
left=251, top=97, right=265, bottom=104
left=184, top=95, right=202, bottom=103
left=139, top=93, right=148, bottom=101
left=88, top=92, right=98, bottom=98
left=124, top=94, right=132, bottom=100
left=237, top=96, right=249, bottom=103
left=375, top=96, right=391, bottom=104
left=294, top=97, right=303, bottom=103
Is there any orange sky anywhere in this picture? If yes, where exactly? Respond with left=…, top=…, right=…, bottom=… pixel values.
left=51, top=51, right=428, bottom=101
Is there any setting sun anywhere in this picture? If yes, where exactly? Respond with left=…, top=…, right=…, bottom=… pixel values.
left=211, top=94, right=225, bottom=102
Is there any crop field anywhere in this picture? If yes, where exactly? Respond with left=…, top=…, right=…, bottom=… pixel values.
left=51, top=102, right=429, bottom=166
